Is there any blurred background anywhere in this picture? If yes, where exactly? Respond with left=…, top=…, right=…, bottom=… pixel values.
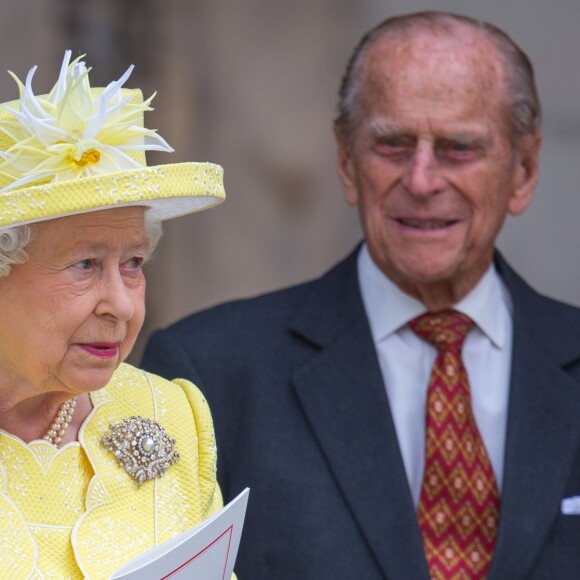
left=1, top=1, right=579, bottom=362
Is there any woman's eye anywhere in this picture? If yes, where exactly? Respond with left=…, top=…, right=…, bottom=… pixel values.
left=72, top=259, right=93, bottom=271
left=120, top=257, right=145, bottom=278
left=125, top=257, right=144, bottom=270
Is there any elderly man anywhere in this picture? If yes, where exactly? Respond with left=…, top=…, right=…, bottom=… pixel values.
left=142, top=12, right=580, bottom=580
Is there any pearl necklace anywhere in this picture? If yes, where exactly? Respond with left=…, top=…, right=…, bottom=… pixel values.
left=43, top=399, right=77, bottom=447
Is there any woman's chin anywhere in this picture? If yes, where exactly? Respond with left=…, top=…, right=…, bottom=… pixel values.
left=61, top=366, right=120, bottom=394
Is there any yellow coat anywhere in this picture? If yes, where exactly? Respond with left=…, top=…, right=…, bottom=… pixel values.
left=0, top=363, right=223, bottom=579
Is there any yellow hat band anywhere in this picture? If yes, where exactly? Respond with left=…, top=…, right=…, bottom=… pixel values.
left=0, top=161, right=225, bottom=230
left=0, top=53, right=226, bottom=229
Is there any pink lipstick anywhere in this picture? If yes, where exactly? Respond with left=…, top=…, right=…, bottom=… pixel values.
left=78, top=343, right=119, bottom=359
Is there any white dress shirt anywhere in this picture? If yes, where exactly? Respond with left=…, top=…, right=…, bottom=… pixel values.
left=357, top=245, right=513, bottom=506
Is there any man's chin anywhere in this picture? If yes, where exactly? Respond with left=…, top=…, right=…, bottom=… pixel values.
left=391, top=258, right=462, bottom=287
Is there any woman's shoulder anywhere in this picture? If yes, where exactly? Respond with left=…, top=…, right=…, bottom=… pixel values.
left=101, top=363, right=219, bottom=501
left=106, top=363, right=216, bottom=445
left=110, top=363, right=203, bottom=397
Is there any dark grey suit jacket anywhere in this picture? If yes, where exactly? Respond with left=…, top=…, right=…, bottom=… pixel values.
left=142, top=248, right=580, bottom=579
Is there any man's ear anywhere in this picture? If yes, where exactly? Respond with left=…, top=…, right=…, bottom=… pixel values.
left=508, top=131, right=542, bottom=216
left=334, top=121, right=359, bottom=207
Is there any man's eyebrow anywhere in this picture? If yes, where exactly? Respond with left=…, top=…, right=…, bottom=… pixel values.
left=437, top=133, right=492, bottom=148
left=366, top=119, right=493, bottom=146
left=366, top=119, right=407, bottom=138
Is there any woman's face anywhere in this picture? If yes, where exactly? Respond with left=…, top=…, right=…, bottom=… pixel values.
left=0, top=206, right=149, bottom=397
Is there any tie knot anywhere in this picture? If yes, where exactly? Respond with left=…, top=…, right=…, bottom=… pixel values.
left=408, top=309, right=473, bottom=352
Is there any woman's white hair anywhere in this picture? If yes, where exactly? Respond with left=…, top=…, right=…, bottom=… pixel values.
left=0, top=211, right=163, bottom=278
left=0, top=226, right=33, bottom=277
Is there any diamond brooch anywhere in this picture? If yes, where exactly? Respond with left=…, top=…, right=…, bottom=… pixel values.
left=101, top=416, right=180, bottom=486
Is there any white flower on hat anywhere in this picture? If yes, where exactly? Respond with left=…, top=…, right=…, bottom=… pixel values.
left=0, top=50, right=173, bottom=192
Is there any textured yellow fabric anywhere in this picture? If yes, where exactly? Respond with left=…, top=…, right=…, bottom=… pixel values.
left=0, top=363, right=224, bottom=579
left=0, top=87, right=226, bottom=230
left=0, top=162, right=225, bottom=230
left=0, top=89, right=149, bottom=171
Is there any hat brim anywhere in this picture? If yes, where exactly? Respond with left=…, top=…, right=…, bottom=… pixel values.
left=0, top=161, right=225, bottom=231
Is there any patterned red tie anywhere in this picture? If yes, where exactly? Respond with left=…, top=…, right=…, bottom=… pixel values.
left=408, top=310, right=500, bottom=580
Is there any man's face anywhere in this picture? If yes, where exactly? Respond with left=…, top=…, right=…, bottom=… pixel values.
left=337, top=31, right=540, bottom=304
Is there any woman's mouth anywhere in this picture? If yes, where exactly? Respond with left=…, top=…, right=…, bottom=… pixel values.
left=78, top=343, right=119, bottom=359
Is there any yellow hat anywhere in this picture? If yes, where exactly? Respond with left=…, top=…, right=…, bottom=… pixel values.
left=0, top=51, right=225, bottom=230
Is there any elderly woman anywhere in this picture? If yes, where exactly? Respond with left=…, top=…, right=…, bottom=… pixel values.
left=0, top=52, right=227, bottom=578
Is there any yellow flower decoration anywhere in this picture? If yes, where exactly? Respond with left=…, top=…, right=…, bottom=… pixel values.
left=0, top=50, right=173, bottom=192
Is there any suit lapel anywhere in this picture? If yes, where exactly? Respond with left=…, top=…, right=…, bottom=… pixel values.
left=489, top=256, right=580, bottom=579
left=286, top=249, right=580, bottom=578
left=290, top=249, right=430, bottom=580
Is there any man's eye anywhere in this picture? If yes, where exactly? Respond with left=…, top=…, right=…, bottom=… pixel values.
left=373, top=136, right=412, bottom=158
left=438, top=140, right=481, bottom=162
left=380, top=137, right=404, bottom=148
left=441, top=140, right=474, bottom=153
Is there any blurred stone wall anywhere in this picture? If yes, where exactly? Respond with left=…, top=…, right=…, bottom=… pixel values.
left=0, top=1, right=579, bottom=364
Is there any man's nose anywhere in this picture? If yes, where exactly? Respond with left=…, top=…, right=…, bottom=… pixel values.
left=401, top=146, right=446, bottom=197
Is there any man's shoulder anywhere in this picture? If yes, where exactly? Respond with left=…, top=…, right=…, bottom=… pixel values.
left=164, top=247, right=360, bottom=338
left=496, top=252, right=580, bottom=321
left=533, top=291, right=580, bottom=318
left=496, top=253, right=580, bottom=360
left=169, top=274, right=315, bottom=335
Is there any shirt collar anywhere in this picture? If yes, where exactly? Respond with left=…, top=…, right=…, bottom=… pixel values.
left=357, top=244, right=510, bottom=348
